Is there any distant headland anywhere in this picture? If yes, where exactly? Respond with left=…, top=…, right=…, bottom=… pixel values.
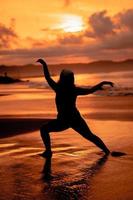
left=0, top=59, right=133, bottom=78
left=0, top=72, right=22, bottom=84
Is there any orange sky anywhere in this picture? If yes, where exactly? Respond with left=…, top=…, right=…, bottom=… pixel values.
left=0, top=0, right=133, bottom=64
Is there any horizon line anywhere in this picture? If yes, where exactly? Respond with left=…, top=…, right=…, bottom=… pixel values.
left=0, top=58, right=133, bottom=67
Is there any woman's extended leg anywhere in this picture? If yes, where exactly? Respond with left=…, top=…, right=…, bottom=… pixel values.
left=40, top=119, right=69, bottom=156
left=71, top=116, right=110, bottom=154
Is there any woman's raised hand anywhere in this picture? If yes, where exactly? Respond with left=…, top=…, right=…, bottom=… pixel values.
left=101, top=81, right=114, bottom=87
left=36, top=59, right=46, bottom=65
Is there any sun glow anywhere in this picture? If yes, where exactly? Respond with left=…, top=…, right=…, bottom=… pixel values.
left=60, top=15, right=84, bottom=33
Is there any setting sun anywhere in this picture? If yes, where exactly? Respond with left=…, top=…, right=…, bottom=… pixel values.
left=60, top=15, right=84, bottom=33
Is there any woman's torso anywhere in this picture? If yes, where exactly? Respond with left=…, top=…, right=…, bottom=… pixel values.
left=55, top=86, right=79, bottom=119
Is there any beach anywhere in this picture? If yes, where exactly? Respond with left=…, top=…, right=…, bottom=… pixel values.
left=0, top=78, right=133, bottom=200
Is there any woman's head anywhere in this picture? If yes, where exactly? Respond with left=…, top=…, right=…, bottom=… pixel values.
left=58, top=69, right=75, bottom=88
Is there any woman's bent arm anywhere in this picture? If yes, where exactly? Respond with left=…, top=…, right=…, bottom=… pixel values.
left=76, top=81, right=114, bottom=95
left=37, top=59, right=57, bottom=91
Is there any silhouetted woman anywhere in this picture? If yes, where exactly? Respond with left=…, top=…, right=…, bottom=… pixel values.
left=37, top=59, right=113, bottom=157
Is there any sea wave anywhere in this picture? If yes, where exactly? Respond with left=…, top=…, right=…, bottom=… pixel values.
left=95, top=86, right=133, bottom=96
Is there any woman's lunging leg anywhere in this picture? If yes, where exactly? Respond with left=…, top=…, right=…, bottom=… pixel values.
left=40, top=125, right=51, bottom=152
left=88, top=134, right=110, bottom=154
left=40, top=119, right=69, bottom=156
left=71, top=116, right=110, bottom=154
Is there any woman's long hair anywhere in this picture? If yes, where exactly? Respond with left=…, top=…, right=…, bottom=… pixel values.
left=58, top=69, right=75, bottom=89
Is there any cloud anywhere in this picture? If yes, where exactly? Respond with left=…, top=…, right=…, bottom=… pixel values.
left=102, top=30, right=133, bottom=50
left=101, top=9, right=133, bottom=50
left=58, top=33, right=83, bottom=44
left=0, top=46, right=78, bottom=58
left=41, top=27, right=63, bottom=32
left=25, top=37, right=49, bottom=48
left=85, top=11, right=115, bottom=38
left=0, top=40, right=132, bottom=65
left=84, top=9, right=133, bottom=50
left=39, top=9, right=133, bottom=50
left=0, top=9, right=133, bottom=65
left=0, top=40, right=133, bottom=65
left=117, top=9, right=133, bottom=30
left=0, top=20, right=18, bottom=48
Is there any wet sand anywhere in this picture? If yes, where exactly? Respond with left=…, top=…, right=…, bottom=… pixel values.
left=0, top=84, right=133, bottom=199
left=0, top=116, right=133, bottom=200
left=0, top=118, right=50, bottom=138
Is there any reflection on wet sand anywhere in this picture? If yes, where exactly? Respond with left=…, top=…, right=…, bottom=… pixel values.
left=41, top=155, right=108, bottom=199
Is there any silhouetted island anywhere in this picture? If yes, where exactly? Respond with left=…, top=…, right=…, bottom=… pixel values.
left=0, top=72, right=22, bottom=84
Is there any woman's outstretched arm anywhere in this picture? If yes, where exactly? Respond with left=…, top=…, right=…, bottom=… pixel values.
left=76, top=81, right=114, bottom=95
left=37, top=59, right=57, bottom=91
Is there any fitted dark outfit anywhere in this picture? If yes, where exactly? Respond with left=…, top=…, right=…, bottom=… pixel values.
left=40, top=70, right=110, bottom=154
